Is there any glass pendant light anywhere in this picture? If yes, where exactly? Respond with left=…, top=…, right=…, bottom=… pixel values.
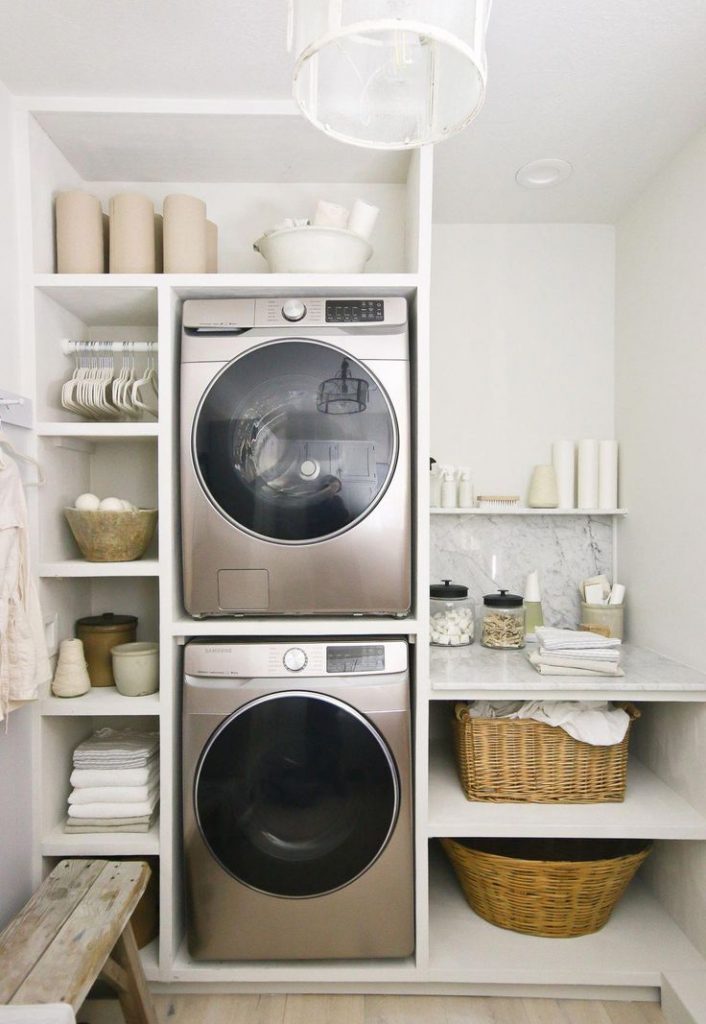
left=288, top=0, right=492, bottom=150
left=317, top=359, right=369, bottom=414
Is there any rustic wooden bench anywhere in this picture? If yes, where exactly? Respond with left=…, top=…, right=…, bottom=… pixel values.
left=0, top=859, right=157, bottom=1024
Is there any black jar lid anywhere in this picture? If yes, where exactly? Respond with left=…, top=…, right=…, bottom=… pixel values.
left=483, top=589, right=523, bottom=608
left=430, top=579, right=468, bottom=600
left=76, top=612, right=138, bottom=630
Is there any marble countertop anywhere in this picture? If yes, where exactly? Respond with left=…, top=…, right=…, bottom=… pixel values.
left=429, top=642, right=706, bottom=701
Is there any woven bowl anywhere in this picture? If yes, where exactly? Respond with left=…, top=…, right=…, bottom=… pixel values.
left=64, top=508, right=157, bottom=562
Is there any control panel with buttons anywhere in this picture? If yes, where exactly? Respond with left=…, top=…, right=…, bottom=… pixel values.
left=326, top=300, right=385, bottom=323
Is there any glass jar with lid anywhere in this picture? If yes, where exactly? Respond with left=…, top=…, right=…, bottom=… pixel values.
left=480, top=590, right=525, bottom=649
left=430, top=579, right=474, bottom=647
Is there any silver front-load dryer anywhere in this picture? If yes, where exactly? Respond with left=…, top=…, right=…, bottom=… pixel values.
left=180, top=296, right=411, bottom=616
left=183, top=638, right=414, bottom=960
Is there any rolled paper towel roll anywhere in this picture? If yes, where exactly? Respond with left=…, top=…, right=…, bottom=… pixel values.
left=206, top=220, right=218, bottom=273
left=527, top=464, right=559, bottom=508
left=577, top=439, right=599, bottom=509
left=109, top=193, right=156, bottom=273
left=154, top=213, right=163, bottom=273
left=348, top=199, right=379, bottom=241
left=163, top=193, right=207, bottom=273
left=552, top=439, right=575, bottom=509
left=598, top=439, right=619, bottom=509
left=55, top=191, right=105, bottom=273
left=313, top=199, right=349, bottom=229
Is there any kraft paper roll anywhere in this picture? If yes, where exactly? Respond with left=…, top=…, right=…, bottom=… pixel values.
left=577, top=439, right=599, bottom=509
left=598, top=439, right=619, bottom=510
left=109, top=193, right=156, bottom=274
left=163, top=193, right=207, bottom=273
left=206, top=219, right=218, bottom=273
left=154, top=213, right=163, bottom=273
left=552, top=439, right=576, bottom=509
left=55, top=190, right=105, bottom=273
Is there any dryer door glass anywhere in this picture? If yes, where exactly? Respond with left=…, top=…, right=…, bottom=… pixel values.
left=193, top=340, right=398, bottom=542
left=194, top=692, right=400, bottom=897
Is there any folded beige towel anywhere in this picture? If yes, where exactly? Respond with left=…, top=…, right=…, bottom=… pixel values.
left=528, top=651, right=625, bottom=677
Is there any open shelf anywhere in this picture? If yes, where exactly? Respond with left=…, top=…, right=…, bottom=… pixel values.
left=40, top=559, right=160, bottom=578
left=40, top=821, right=160, bottom=857
left=430, top=643, right=706, bottom=702
left=37, top=422, right=158, bottom=440
left=35, top=273, right=420, bottom=296
left=34, top=279, right=157, bottom=325
left=427, top=848, right=705, bottom=987
left=428, top=741, right=706, bottom=840
left=171, top=616, right=419, bottom=638
left=41, top=687, right=160, bottom=717
left=431, top=507, right=628, bottom=516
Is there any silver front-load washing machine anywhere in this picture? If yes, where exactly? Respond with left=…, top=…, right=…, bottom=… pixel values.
left=180, top=296, right=411, bottom=616
left=183, top=638, right=414, bottom=961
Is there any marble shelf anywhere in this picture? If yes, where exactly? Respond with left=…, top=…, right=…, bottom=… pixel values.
left=429, top=642, right=706, bottom=701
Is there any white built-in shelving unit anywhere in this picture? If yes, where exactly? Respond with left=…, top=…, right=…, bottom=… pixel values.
left=14, top=96, right=706, bottom=1001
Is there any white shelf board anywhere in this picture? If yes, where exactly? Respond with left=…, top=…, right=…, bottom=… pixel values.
left=430, top=507, right=627, bottom=516
left=40, top=559, right=160, bottom=578
left=427, top=741, right=706, bottom=839
left=430, top=643, right=706, bottom=702
left=37, top=421, right=158, bottom=440
left=40, top=687, right=160, bottom=717
left=171, top=616, right=418, bottom=638
left=170, top=938, right=416, bottom=983
left=427, top=851, right=706, bottom=986
left=34, top=277, right=158, bottom=325
left=41, top=821, right=160, bottom=857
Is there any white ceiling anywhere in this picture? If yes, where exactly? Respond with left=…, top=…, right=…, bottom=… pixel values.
left=1, top=0, right=705, bottom=223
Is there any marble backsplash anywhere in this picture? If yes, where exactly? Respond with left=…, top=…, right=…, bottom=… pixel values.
left=431, top=515, right=613, bottom=629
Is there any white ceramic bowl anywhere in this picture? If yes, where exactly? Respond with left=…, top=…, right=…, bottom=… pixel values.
left=254, top=226, right=373, bottom=274
left=111, top=641, right=159, bottom=697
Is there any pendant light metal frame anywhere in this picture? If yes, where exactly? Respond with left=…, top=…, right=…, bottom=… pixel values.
left=288, top=2, right=492, bottom=151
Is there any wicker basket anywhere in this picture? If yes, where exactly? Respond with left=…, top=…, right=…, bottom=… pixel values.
left=452, top=702, right=640, bottom=803
left=441, top=837, right=651, bottom=938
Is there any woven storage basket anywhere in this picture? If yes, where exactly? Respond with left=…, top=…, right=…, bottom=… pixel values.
left=452, top=702, right=640, bottom=803
left=441, top=837, right=651, bottom=938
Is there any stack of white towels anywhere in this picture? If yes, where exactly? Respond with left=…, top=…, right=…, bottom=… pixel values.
left=528, top=627, right=623, bottom=677
left=65, top=728, right=159, bottom=834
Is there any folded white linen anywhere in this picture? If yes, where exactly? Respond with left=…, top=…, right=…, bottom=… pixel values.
left=63, top=821, right=153, bottom=834
left=72, top=728, right=158, bottom=768
left=515, top=700, right=630, bottom=745
left=529, top=651, right=625, bottom=677
left=534, top=652, right=623, bottom=673
left=70, top=760, right=157, bottom=789
left=535, top=627, right=621, bottom=651
left=64, top=813, right=153, bottom=827
left=538, top=645, right=620, bottom=663
left=465, top=698, right=630, bottom=744
left=68, top=792, right=159, bottom=819
left=68, top=781, right=158, bottom=805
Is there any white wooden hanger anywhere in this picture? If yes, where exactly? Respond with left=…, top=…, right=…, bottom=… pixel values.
left=0, top=403, right=44, bottom=485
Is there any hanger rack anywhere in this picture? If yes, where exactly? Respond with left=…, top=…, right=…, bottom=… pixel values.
left=61, top=339, right=158, bottom=355
left=0, top=389, right=33, bottom=430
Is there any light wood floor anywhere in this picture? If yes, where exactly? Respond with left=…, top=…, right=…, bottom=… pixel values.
left=145, top=995, right=665, bottom=1024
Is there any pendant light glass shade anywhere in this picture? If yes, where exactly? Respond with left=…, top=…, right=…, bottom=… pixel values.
left=288, top=0, right=492, bottom=150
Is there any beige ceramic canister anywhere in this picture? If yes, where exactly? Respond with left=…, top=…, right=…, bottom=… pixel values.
left=55, top=190, right=105, bottom=273
left=163, top=194, right=207, bottom=273
left=75, top=612, right=138, bottom=687
left=109, top=193, right=156, bottom=273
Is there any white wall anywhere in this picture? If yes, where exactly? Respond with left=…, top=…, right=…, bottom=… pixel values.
left=0, top=81, right=35, bottom=928
left=431, top=224, right=615, bottom=500
left=616, top=127, right=706, bottom=957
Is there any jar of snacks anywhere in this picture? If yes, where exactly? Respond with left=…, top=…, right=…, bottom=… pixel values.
left=430, top=580, right=474, bottom=647
left=480, top=590, right=525, bottom=649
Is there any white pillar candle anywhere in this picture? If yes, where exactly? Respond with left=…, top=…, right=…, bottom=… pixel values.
left=598, top=439, right=619, bottom=510
left=577, top=439, right=599, bottom=509
left=552, top=439, right=576, bottom=509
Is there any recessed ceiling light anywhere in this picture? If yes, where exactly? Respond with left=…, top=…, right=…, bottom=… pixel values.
left=516, top=158, right=573, bottom=189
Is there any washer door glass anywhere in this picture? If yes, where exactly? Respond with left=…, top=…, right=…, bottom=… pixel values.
left=193, top=340, right=397, bottom=542
left=194, top=692, right=400, bottom=898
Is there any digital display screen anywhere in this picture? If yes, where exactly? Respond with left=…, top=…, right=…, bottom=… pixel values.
left=326, top=645, right=386, bottom=674
left=326, top=300, right=384, bottom=323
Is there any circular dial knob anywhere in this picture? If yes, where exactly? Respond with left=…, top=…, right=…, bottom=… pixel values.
left=282, top=299, right=307, bottom=322
left=283, top=647, right=308, bottom=672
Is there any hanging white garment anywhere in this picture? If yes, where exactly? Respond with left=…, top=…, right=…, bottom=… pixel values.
left=0, top=454, right=50, bottom=722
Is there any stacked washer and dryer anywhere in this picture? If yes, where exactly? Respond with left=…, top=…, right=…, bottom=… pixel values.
left=180, top=296, right=414, bottom=960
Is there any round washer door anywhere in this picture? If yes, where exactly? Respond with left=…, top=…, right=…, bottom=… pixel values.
left=194, top=692, right=400, bottom=898
left=192, top=340, right=398, bottom=543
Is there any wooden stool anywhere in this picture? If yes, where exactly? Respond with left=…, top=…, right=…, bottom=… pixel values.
left=0, top=859, right=157, bottom=1024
